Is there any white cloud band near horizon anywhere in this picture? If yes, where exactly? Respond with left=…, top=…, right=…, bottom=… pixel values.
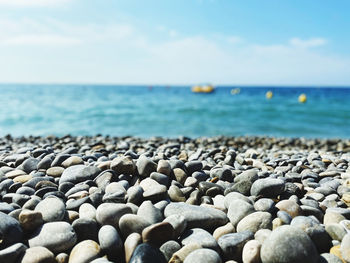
left=0, top=0, right=70, bottom=6
left=0, top=16, right=349, bottom=85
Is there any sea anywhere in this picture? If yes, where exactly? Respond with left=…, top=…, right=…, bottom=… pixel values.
left=0, top=84, right=349, bottom=139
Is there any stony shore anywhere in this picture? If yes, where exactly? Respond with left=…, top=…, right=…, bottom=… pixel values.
left=1, top=135, right=350, bottom=263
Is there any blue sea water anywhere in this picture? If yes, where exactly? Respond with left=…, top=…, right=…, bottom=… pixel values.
left=0, top=84, right=349, bottom=138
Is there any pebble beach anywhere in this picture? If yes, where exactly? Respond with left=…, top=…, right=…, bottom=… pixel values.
left=1, top=135, right=350, bottom=263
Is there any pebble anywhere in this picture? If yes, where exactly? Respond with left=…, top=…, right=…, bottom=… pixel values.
left=242, top=240, right=261, bottom=263
left=20, top=246, right=56, bottom=263
left=110, top=156, right=136, bottom=175
left=129, top=243, right=167, bottom=263
left=340, top=233, right=350, bottom=262
left=164, top=202, right=228, bottom=230
left=59, top=165, right=101, bottom=184
left=0, top=211, right=23, bottom=248
left=227, top=199, right=255, bottom=227
left=213, top=222, right=235, bottom=240
left=275, top=199, right=301, bottom=217
left=184, top=248, right=222, bottom=263
left=169, top=242, right=202, bottom=263
left=19, top=209, right=43, bottom=232
left=28, top=222, right=77, bottom=254
left=124, top=233, right=142, bottom=263
left=72, top=218, right=98, bottom=242
left=250, top=178, right=285, bottom=198
left=68, top=240, right=101, bottom=263
left=218, top=231, right=254, bottom=261
left=98, top=225, right=123, bottom=261
left=160, top=240, right=181, bottom=262
left=0, top=243, right=27, bottom=263
left=119, top=214, right=152, bottom=238
left=142, top=222, right=174, bottom=246
left=34, top=196, right=66, bottom=222
left=136, top=156, right=157, bottom=178
left=180, top=228, right=219, bottom=252
left=236, top=211, right=272, bottom=233
left=96, top=203, right=132, bottom=228
left=260, top=225, right=319, bottom=263
left=163, top=214, right=187, bottom=239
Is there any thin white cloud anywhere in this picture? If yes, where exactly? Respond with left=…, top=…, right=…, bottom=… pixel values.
left=289, top=37, right=327, bottom=48
left=0, top=0, right=70, bottom=6
left=3, top=34, right=81, bottom=46
left=0, top=18, right=134, bottom=46
left=0, top=16, right=348, bottom=85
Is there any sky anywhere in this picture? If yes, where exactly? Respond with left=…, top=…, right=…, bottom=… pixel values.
left=0, top=0, right=350, bottom=86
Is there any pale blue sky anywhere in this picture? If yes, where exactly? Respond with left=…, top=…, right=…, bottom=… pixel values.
left=0, top=0, right=349, bottom=85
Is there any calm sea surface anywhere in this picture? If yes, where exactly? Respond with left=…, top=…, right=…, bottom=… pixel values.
left=0, top=85, right=349, bottom=138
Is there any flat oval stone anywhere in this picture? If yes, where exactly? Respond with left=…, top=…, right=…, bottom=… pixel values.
left=46, top=167, right=65, bottom=177
left=250, top=178, right=285, bottom=198
left=96, top=203, right=132, bottom=228
left=59, top=165, right=101, bottom=185
left=236, top=212, right=272, bottom=233
left=0, top=211, right=23, bottom=248
left=61, top=156, right=84, bottom=168
left=28, top=222, right=77, bottom=254
left=20, top=246, right=56, bottom=263
left=129, top=243, right=166, bottom=263
left=260, top=225, right=319, bottom=263
left=98, top=225, right=123, bottom=261
left=69, top=240, right=101, bottom=263
left=184, top=248, right=222, bottom=263
left=164, top=202, right=228, bottom=230
left=34, top=196, right=66, bottom=222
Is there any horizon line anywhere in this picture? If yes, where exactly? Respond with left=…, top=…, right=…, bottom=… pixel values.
left=0, top=82, right=350, bottom=88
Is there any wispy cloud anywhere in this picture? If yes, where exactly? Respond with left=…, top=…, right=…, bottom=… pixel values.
left=0, top=18, right=134, bottom=46
left=289, top=37, right=327, bottom=48
left=0, top=16, right=349, bottom=85
left=0, top=0, right=71, bottom=7
left=3, top=34, right=81, bottom=46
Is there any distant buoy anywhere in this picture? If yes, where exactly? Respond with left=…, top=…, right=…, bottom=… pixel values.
left=298, top=93, right=307, bottom=103
left=231, top=88, right=240, bottom=95
left=266, top=91, right=273, bottom=99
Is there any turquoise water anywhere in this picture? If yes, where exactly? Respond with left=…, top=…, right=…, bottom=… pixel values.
left=0, top=84, right=349, bottom=138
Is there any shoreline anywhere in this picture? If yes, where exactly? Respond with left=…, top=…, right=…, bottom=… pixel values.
left=0, top=135, right=350, bottom=262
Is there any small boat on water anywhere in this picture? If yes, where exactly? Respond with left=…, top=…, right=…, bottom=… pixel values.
left=191, top=84, right=215, bottom=93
